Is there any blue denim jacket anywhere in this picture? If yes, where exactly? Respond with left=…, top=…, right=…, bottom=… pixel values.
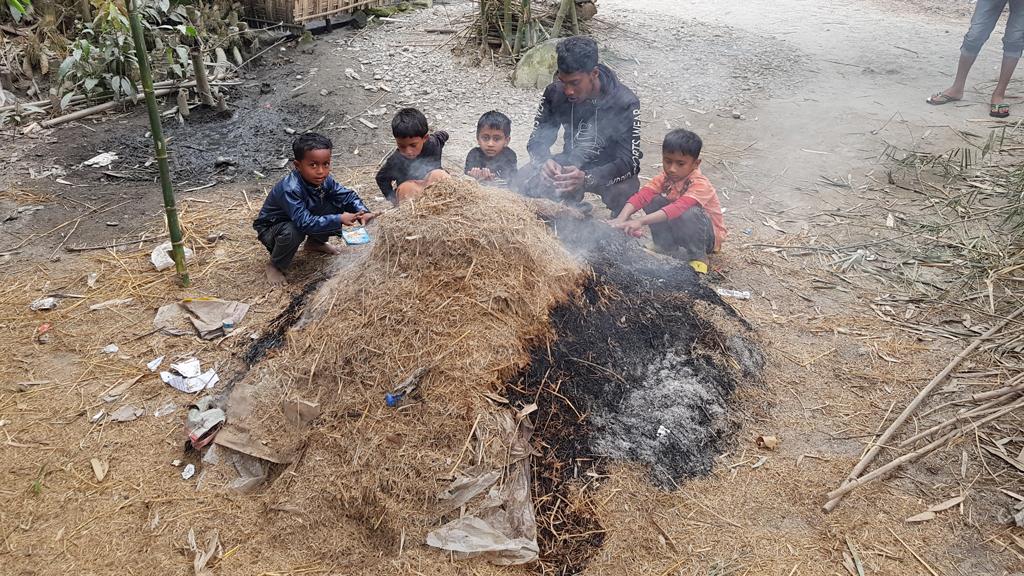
left=253, top=171, right=368, bottom=235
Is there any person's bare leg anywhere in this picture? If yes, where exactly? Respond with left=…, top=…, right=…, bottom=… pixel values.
left=992, top=55, right=1020, bottom=104
left=304, top=239, right=342, bottom=255
left=939, top=54, right=977, bottom=100
left=265, top=262, right=287, bottom=285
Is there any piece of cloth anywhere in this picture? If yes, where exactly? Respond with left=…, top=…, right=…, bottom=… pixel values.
left=525, top=64, right=642, bottom=192
left=255, top=220, right=330, bottom=271
left=516, top=161, right=638, bottom=215
left=252, top=170, right=367, bottom=236
left=627, top=168, right=727, bottom=250
left=961, top=0, right=1024, bottom=58
left=645, top=196, right=716, bottom=262
left=464, top=147, right=519, bottom=183
left=376, top=131, right=450, bottom=203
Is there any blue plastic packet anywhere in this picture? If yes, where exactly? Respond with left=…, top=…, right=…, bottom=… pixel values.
left=341, top=226, right=371, bottom=245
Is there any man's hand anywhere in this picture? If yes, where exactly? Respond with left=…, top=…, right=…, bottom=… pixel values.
left=356, top=211, right=376, bottom=225
left=541, top=160, right=562, bottom=185
left=340, top=212, right=359, bottom=226
left=554, top=166, right=586, bottom=195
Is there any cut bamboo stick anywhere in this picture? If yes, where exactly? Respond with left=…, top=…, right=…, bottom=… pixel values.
left=823, top=304, right=1024, bottom=512
left=825, top=396, right=1024, bottom=504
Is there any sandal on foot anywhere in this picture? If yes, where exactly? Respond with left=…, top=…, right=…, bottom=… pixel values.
left=990, top=103, right=1010, bottom=118
left=927, top=93, right=961, bottom=105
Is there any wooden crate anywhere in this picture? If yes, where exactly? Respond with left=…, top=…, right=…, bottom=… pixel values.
left=245, top=0, right=386, bottom=24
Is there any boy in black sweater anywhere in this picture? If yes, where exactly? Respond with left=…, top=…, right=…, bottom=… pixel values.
left=375, top=108, right=450, bottom=205
left=464, top=110, right=518, bottom=187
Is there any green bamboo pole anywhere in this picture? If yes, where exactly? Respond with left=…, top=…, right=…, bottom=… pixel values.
left=128, top=0, right=191, bottom=287
left=552, top=0, right=569, bottom=38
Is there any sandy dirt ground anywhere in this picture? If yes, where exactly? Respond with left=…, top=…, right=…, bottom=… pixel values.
left=2, top=0, right=1024, bottom=574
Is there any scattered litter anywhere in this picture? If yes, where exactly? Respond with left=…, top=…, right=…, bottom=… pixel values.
left=186, top=397, right=226, bottom=450
left=181, top=463, right=196, bottom=480
left=427, top=411, right=538, bottom=565
left=154, top=401, right=178, bottom=417
left=86, top=272, right=99, bottom=289
left=30, top=297, right=58, bottom=311
left=82, top=151, right=119, bottom=168
left=101, top=344, right=120, bottom=354
left=214, top=156, right=236, bottom=167
left=756, top=435, right=780, bottom=450
left=188, top=528, right=220, bottom=574
left=36, top=323, right=52, bottom=343
left=171, top=358, right=202, bottom=378
left=109, top=405, right=143, bottom=422
left=751, top=455, right=769, bottom=469
left=202, top=444, right=270, bottom=494
left=105, top=221, right=119, bottom=227
left=657, top=425, right=670, bottom=438
left=91, top=410, right=105, bottom=423
left=147, top=356, right=165, bottom=372
left=154, top=303, right=191, bottom=336
left=181, top=298, right=250, bottom=339
left=150, top=241, right=195, bottom=272
left=171, top=459, right=182, bottom=467
left=716, top=288, right=752, bottom=300
left=90, top=298, right=133, bottom=311
left=90, top=458, right=109, bottom=482
left=341, top=226, right=371, bottom=246
left=386, top=367, right=426, bottom=407
left=358, top=118, right=378, bottom=129
left=161, top=358, right=219, bottom=393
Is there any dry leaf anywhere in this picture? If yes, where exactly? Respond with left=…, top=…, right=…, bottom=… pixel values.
left=905, top=510, right=936, bottom=523
left=755, top=435, right=780, bottom=450
left=517, top=403, right=538, bottom=420
left=929, top=496, right=965, bottom=513
left=90, top=458, right=109, bottom=482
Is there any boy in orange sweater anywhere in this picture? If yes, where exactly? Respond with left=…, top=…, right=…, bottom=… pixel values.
left=609, top=129, right=726, bottom=274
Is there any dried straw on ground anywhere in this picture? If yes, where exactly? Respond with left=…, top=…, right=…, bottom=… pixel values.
left=220, top=179, right=585, bottom=573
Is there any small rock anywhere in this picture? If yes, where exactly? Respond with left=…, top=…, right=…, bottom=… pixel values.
left=215, top=156, right=236, bottom=167
left=105, top=221, right=119, bottom=227
left=731, top=110, right=743, bottom=119
left=319, top=89, right=329, bottom=96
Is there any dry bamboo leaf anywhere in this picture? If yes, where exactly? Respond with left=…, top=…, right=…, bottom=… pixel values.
left=90, top=458, right=108, bottom=482
left=928, top=496, right=965, bottom=513
left=905, top=510, right=936, bottom=523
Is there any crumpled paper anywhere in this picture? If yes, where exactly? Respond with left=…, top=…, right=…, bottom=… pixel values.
left=426, top=410, right=539, bottom=565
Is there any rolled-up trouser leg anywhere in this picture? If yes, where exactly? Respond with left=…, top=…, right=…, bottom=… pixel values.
left=1004, top=0, right=1024, bottom=58
left=962, top=0, right=1009, bottom=57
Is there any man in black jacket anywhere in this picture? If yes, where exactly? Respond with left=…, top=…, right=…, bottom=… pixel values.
left=518, top=36, right=642, bottom=215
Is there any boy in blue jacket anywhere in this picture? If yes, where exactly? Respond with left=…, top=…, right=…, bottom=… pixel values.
left=253, top=133, right=375, bottom=284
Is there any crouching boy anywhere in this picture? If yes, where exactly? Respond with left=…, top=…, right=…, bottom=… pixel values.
left=609, top=129, right=726, bottom=274
left=253, top=133, right=375, bottom=284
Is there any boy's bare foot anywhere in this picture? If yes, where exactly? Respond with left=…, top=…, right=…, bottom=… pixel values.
left=265, top=263, right=287, bottom=285
left=304, top=240, right=342, bottom=255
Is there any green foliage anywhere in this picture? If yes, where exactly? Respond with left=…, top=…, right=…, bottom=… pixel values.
left=55, top=0, right=193, bottom=110
left=7, top=0, right=30, bottom=23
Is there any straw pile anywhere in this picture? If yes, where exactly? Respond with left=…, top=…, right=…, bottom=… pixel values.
left=223, top=179, right=585, bottom=573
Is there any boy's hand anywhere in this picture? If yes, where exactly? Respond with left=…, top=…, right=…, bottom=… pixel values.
left=340, top=212, right=359, bottom=226
left=479, top=168, right=495, bottom=181
left=622, top=220, right=646, bottom=237
left=357, top=211, right=376, bottom=225
left=607, top=218, right=629, bottom=230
